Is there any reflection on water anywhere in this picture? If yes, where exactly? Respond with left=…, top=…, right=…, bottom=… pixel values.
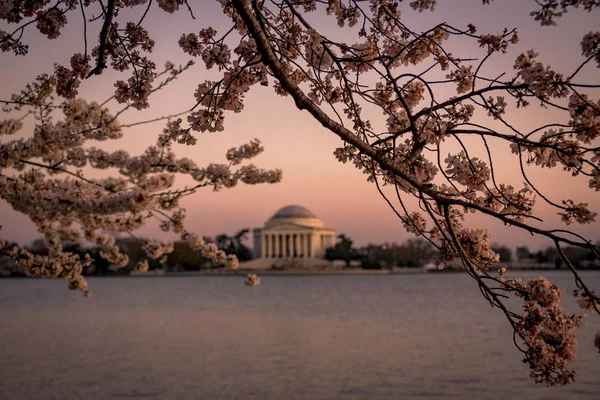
left=0, top=272, right=599, bottom=400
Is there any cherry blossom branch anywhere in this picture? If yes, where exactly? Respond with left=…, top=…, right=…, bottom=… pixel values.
left=87, top=0, right=116, bottom=77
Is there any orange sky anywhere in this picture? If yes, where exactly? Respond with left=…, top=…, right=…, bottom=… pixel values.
left=0, top=1, right=598, bottom=251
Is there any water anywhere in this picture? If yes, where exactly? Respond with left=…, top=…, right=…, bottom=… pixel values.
left=0, top=271, right=598, bottom=400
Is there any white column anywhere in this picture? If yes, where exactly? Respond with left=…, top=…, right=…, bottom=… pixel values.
left=306, top=233, right=309, bottom=257
left=301, top=233, right=306, bottom=257
left=320, top=234, right=324, bottom=256
left=291, top=234, right=295, bottom=257
left=308, top=233, right=312, bottom=258
left=262, top=234, right=267, bottom=258
left=293, top=234, right=298, bottom=257
left=270, top=234, right=274, bottom=257
left=279, top=234, right=284, bottom=257
left=282, top=233, right=286, bottom=257
left=275, top=233, right=280, bottom=257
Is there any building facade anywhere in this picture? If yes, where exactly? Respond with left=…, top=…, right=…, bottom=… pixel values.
left=240, top=205, right=337, bottom=270
left=253, top=205, right=336, bottom=259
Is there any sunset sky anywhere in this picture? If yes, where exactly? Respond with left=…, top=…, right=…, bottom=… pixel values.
left=1, top=0, right=598, bottom=251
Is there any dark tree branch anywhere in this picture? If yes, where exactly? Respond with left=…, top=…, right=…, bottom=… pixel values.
left=87, top=0, right=116, bottom=78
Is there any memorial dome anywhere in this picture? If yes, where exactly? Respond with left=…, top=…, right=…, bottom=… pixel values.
left=264, top=205, right=325, bottom=228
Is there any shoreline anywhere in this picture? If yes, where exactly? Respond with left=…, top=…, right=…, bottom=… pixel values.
left=157, top=268, right=404, bottom=277
left=3, top=268, right=598, bottom=279
left=124, top=268, right=600, bottom=277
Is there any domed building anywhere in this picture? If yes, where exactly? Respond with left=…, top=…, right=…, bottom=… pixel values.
left=243, top=205, right=336, bottom=269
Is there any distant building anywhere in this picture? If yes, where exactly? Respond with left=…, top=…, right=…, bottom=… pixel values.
left=241, top=205, right=337, bottom=270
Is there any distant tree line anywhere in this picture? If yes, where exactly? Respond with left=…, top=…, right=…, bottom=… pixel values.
left=325, top=234, right=437, bottom=269
left=514, top=245, right=600, bottom=269
left=325, top=235, right=600, bottom=270
left=0, top=229, right=254, bottom=277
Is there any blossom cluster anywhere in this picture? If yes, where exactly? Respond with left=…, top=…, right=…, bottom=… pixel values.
left=244, top=273, right=260, bottom=286
left=410, top=0, right=436, bottom=13
left=529, top=1, right=599, bottom=26
left=305, top=28, right=334, bottom=71
left=445, top=65, right=473, bottom=94
left=478, top=183, right=536, bottom=220
left=436, top=210, right=499, bottom=273
left=180, top=231, right=239, bottom=269
left=557, top=200, right=597, bottom=225
left=478, top=31, right=518, bottom=55
left=0, top=119, right=22, bottom=136
left=178, top=27, right=271, bottom=133
left=581, top=31, right=600, bottom=67
left=325, top=1, right=359, bottom=28
left=36, top=8, right=67, bottom=39
left=401, top=212, right=428, bottom=236
left=444, top=151, right=491, bottom=191
left=1, top=234, right=94, bottom=297
left=568, top=94, right=600, bottom=144
left=507, top=276, right=582, bottom=386
left=514, top=50, right=569, bottom=101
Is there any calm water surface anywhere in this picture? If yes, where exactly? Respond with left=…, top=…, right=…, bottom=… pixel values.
left=0, top=272, right=599, bottom=400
